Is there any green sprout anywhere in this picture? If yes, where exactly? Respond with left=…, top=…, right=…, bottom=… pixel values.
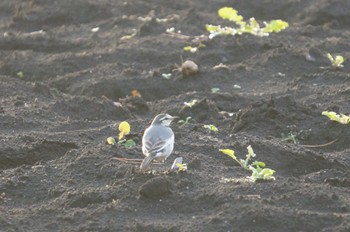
left=176, top=163, right=188, bottom=172
left=183, top=43, right=206, bottom=53
left=183, top=46, right=198, bottom=53
left=178, top=116, right=193, bottom=125
left=16, top=71, right=24, bottom=79
left=322, top=111, right=350, bottom=124
left=281, top=131, right=299, bottom=144
left=206, top=7, right=288, bottom=39
left=219, top=145, right=276, bottom=182
left=184, top=99, right=198, bottom=108
left=203, top=124, right=218, bottom=133
left=327, top=53, right=345, bottom=68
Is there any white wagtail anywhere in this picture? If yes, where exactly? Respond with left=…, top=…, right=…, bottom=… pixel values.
left=140, top=114, right=178, bottom=171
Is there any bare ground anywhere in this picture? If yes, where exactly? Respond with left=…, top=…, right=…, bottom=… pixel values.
left=0, top=0, right=350, bottom=231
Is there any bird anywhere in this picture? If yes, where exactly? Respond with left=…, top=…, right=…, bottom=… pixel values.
left=140, top=114, right=178, bottom=171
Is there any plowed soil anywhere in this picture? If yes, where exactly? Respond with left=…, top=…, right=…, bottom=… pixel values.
left=1, top=0, right=350, bottom=231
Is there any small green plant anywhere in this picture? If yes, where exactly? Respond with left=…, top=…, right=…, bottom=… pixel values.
left=176, top=163, right=188, bottom=172
left=183, top=43, right=205, bottom=53
left=206, top=7, right=288, bottom=39
left=211, top=87, right=220, bottom=93
left=178, top=116, right=193, bottom=125
left=327, top=53, right=345, bottom=68
left=184, top=99, right=198, bottom=108
left=281, top=131, right=299, bottom=144
left=219, top=145, right=276, bottom=181
left=322, top=111, right=350, bottom=124
left=16, top=71, right=24, bottom=79
left=203, top=124, right=218, bottom=133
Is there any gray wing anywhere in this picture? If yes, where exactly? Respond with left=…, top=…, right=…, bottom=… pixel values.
left=142, top=126, right=174, bottom=155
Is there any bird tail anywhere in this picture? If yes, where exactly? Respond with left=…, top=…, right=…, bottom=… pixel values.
left=140, top=155, right=155, bottom=171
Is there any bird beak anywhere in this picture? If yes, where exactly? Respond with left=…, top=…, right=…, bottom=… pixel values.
left=170, top=116, right=179, bottom=121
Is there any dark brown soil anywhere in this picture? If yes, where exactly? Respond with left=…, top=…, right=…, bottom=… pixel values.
left=1, top=0, right=350, bottom=231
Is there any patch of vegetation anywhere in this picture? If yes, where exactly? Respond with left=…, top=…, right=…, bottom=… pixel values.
left=206, top=7, right=288, bottom=39
left=322, top=111, right=350, bottom=124
left=176, top=163, right=188, bottom=171
left=220, top=145, right=276, bottom=182
left=107, top=121, right=136, bottom=148
left=203, top=124, right=218, bottom=133
left=327, top=53, right=345, bottom=69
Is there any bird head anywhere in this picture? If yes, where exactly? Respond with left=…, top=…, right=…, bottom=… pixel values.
left=151, top=114, right=178, bottom=126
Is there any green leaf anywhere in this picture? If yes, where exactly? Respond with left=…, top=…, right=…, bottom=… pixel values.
left=246, top=145, right=256, bottom=158
left=203, top=124, right=218, bottom=132
left=16, top=71, right=24, bottom=79
left=260, top=168, right=275, bottom=177
left=183, top=46, right=197, bottom=53
left=184, top=99, right=198, bottom=108
left=124, top=139, right=136, bottom=148
left=263, top=20, right=289, bottom=33
left=176, top=163, right=188, bottom=171
left=334, top=55, right=345, bottom=67
left=252, top=161, right=266, bottom=168
left=205, top=24, right=219, bottom=32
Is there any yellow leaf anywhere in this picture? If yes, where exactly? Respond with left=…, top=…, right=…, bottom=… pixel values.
left=218, top=7, right=238, bottom=20
left=107, top=137, right=116, bottom=145
left=118, top=121, right=130, bottom=140
left=219, top=149, right=236, bottom=159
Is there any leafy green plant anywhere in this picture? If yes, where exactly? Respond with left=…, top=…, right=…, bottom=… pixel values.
left=322, top=111, right=350, bottom=124
left=206, top=7, right=288, bottom=39
left=219, top=145, right=276, bottom=181
left=327, top=53, right=345, bottom=68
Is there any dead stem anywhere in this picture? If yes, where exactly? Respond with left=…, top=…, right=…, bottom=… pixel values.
left=302, top=139, right=337, bottom=148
